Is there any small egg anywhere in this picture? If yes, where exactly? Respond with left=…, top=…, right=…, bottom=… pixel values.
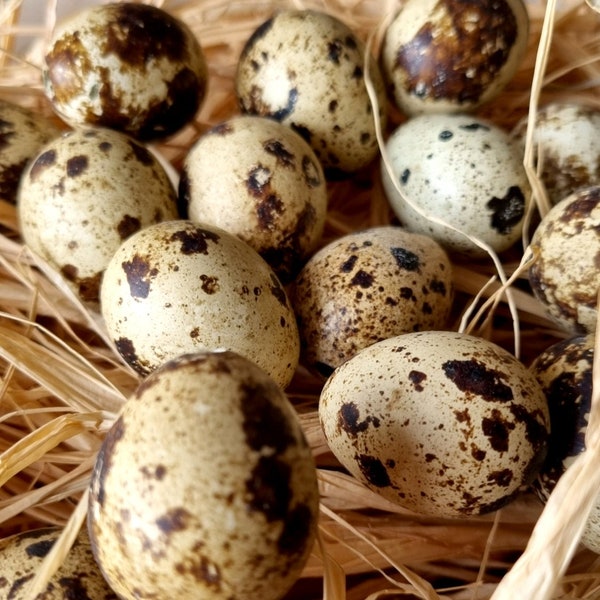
left=43, top=3, right=208, bottom=141
left=235, top=9, right=387, bottom=174
left=100, top=220, right=300, bottom=388
left=292, top=225, right=453, bottom=376
left=380, top=0, right=529, bottom=115
left=0, top=100, right=61, bottom=204
left=381, top=113, right=531, bottom=257
left=528, top=186, right=600, bottom=334
left=319, top=331, right=550, bottom=517
left=17, top=127, right=178, bottom=304
left=512, top=103, right=600, bottom=206
left=88, top=351, right=319, bottom=600
left=0, top=527, right=117, bottom=598
left=179, top=115, right=328, bottom=283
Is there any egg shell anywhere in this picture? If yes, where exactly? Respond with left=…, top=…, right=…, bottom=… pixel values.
left=235, top=9, right=387, bottom=174
left=0, top=100, right=61, bottom=204
left=528, top=186, right=600, bottom=334
left=381, top=113, right=531, bottom=257
left=100, top=219, right=300, bottom=388
left=529, top=334, right=600, bottom=553
left=512, top=103, right=600, bottom=206
left=43, top=3, right=208, bottom=141
left=380, top=0, right=529, bottom=115
left=0, top=527, right=117, bottom=598
left=179, top=115, right=328, bottom=283
left=88, top=351, right=319, bottom=600
left=319, top=331, right=550, bottom=517
left=292, top=225, right=454, bottom=376
left=17, top=127, right=178, bottom=304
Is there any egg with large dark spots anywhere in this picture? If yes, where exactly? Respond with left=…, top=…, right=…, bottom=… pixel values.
left=291, top=225, right=453, bottom=376
left=235, top=9, right=387, bottom=174
left=319, top=331, right=550, bottom=517
left=100, top=219, right=300, bottom=388
left=0, top=526, right=118, bottom=598
left=380, top=0, right=529, bottom=115
left=42, top=3, right=208, bottom=141
left=17, top=127, right=178, bottom=305
left=88, top=351, right=319, bottom=600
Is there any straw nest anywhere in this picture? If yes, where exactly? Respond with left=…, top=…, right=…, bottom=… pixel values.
left=2, top=0, right=600, bottom=598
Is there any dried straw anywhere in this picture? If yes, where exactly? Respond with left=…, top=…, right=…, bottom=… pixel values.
left=1, top=0, right=600, bottom=599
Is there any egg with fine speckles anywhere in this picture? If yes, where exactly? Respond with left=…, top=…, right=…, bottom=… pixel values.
left=528, top=186, right=600, bottom=334
left=292, top=226, right=453, bottom=377
left=179, top=115, right=328, bottom=283
left=380, top=0, right=529, bottom=115
left=100, top=220, right=300, bottom=388
left=381, top=113, right=530, bottom=257
left=0, top=527, right=118, bottom=598
left=235, top=9, right=387, bottom=174
left=88, top=351, right=319, bottom=600
left=319, top=331, right=550, bottom=517
left=43, top=3, right=208, bottom=141
left=17, top=127, right=178, bottom=305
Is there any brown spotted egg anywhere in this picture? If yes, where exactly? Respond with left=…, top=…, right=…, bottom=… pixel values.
left=529, top=186, right=600, bottom=334
left=0, top=99, right=61, bottom=204
left=0, top=527, right=117, bottom=598
left=235, top=9, right=387, bottom=174
left=17, top=127, right=178, bottom=304
left=179, top=115, right=327, bottom=283
left=319, top=331, right=550, bottom=517
left=88, top=351, right=319, bottom=600
left=99, top=220, right=300, bottom=388
left=292, top=226, right=453, bottom=376
left=380, top=0, right=529, bottom=115
left=381, top=113, right=531, bottom=257
left=43, top=3, right=208, bottom=141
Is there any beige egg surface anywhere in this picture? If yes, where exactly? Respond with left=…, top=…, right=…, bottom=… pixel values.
left=0, top=526, right=118, bottom=598
left=17, top=127, right=178, bottom=304
left=235, top=9, right=387, bottom=174
left=528, top=185, right=600, bottom=334
left=42, top=3, right=208, bottom=141
left=100, top=219, right=300, bottom=388
left=291, top=225, right=453, bottom=376
left=0, top=99, right=62, bottom=204
left=88, top=350, right=319, bottom=600
left=381, top=113, right=531, bottom=257
left=319, top=331, right=550, bottom=518
left=512, top=103, right=600, bottom=206
left=380, top=0, right=529, bottom=116
left=179, top=115, right=328, bottom=283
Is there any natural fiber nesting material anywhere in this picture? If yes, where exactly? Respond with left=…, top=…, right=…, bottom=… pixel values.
left=1, top=0, right=600, bottom=599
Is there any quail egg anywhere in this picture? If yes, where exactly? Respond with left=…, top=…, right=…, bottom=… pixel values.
left=319, top=331, right=550, bottom=517
left=88, top=351, right=319, bottom=600
left=99, top=219, right=300, bottom=388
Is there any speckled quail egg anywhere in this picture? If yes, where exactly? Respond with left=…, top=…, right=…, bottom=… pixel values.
left=319, top=331, right=550, bottom=517
left=528, top=186, right=600, bottom=334
left=529, top=334, right=600, bottom=553
left=179, top=115, right=327, bottom=283
left=380, top=0, right=529, bottom=115
left=88, top=350, right=319, bottom=600
left=43, top=3, right=208, bottom=141
left=0, top=526, right=117, bottom=598
left=512, top=103, right=600, bottom=206
left=0, top=99, right=61, bottom=204
left=100, top=219, right=300, bottom=388
left=381, top=113, right=531, bottom=257
left=292, top=225, right=453, bottom=376
left=17, top=127, right=178, bottom=304
left=235, top=9, right=387, bottom=174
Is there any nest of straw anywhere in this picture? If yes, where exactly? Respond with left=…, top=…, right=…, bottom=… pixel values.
left=2, top=0, right=600, bottom=598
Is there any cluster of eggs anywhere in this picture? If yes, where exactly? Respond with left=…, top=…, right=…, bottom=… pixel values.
left=3, top=0, right=600, bottom=597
